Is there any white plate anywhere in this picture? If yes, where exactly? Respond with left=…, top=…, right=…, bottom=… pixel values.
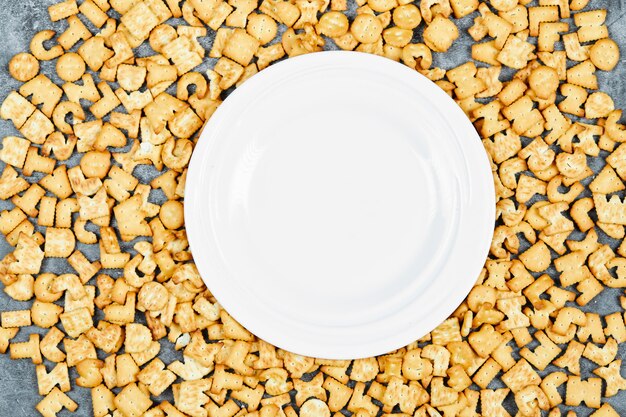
left=186, top=51, right=495, bottom=359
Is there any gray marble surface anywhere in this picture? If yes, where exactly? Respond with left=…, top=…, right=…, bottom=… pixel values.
left=0, top=0, right=625, bottom=416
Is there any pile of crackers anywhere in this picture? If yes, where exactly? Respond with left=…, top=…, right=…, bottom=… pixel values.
left=0, top=0, right=625, bottom=416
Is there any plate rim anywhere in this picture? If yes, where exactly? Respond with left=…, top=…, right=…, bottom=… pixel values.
left=185, top=51, right=495, bottom=359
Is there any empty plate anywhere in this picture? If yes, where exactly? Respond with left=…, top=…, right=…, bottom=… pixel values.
left=185, top=51, right=495, bottom=359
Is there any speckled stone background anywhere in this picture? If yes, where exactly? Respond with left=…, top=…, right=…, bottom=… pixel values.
left=0, top=0, right=625, bottom=416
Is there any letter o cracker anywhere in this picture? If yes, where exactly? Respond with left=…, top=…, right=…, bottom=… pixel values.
left=351, top=14, right=384, bottom=44
left=494, top=0, right=520, bottom=12
left=529, top=66, right=559, bottom=100
left=80, top=150, right=111, bottom=179
left=383, top=27, right=412, bottom=48
left=316, top=12, right=349, bottom=38
left=159, top=200, right=184, bottom=230
left=300, top=399, right=331, bottom=417
left=247, top=14, right=278, bottom=45
left=589, top=38, right=620, bottom=71
left=138, top=281, right=169, bottom=311
left=369, top=0, right=397, bottom=13
left=585, top=92, right=614, bottom=119
left=56, top=52, right=86, bottom=82
left=393, top=4, right=422, bottom=29
left=9, top=53, right=40, bottom=82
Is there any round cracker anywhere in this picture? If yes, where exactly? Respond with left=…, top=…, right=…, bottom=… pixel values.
left=393, top=4, right=421, bottom=30
left=300, top=400, right=331, bottom=417
left=9, top=53, right=40, bottom=82
left=81, top=150, right=111, bottom=179
left=160, top=200, right=185, bottom=230
left=316, top=12, right=350, bottom=38
left=589, top=38, right=620, bottom=72
left=351, top=14, right=384, bottom=44
left=585, top=92, right=614, bottom=119
left=529, top=66, right=559, bottom=100
left=56, top=52, right=86, bottom=82
left=138, top=282, right=169, bottom=311
left=247, top=14, right=278, bottom=45
left=490, top=0, right=518, bottom=12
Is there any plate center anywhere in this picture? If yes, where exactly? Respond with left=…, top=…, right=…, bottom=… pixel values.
left=242, top=106, right=443, bottom=312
